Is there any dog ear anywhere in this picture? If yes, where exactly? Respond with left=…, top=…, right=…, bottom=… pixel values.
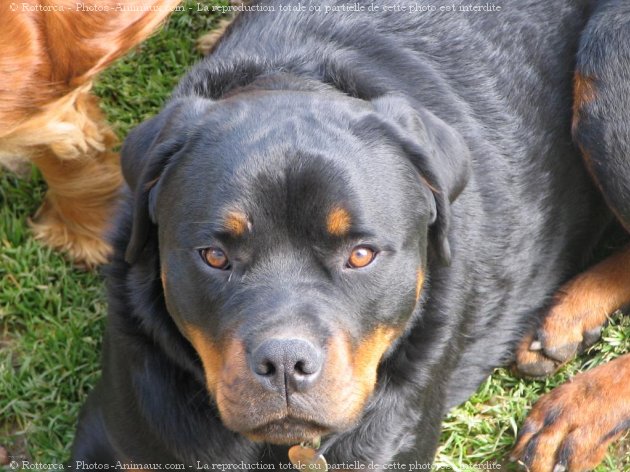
left=367, top=95, right=471, bottom=266
left=121, top=97, right=214, bottom=264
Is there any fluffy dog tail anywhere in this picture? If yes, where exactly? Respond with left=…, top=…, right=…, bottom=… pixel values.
left=0, top=0, right=181, bottom=132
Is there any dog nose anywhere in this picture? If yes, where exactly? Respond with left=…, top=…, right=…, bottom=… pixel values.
left=251, top=338, right=323, bottom=393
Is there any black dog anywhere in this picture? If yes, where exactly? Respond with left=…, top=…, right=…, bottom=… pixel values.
left=71, top=0, right=630, bottom=469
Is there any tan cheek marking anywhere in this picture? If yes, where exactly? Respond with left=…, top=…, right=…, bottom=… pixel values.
left=144, top=176, right=160, bottom=191
left=325, top=327, right=400, bottom=422
left=572, top=72, right=596, bottom=133
left=218, top=338, right=248, bottom=386
left=214, top=338, right=252, bottom=421
left=183, top=325, right=224, bottom=397
left=223, top=210, right=249, bottom=237
left=327, top=206, right=351, bottom=236
left=322, top=334, right=362, bottom=420
left=160, top=260, right=167, bottom=290
left=415, top=269, right=425, bottom=301
left=573, top=72, right=596, bottom=108
left=352, top=326, right=400, bottom=400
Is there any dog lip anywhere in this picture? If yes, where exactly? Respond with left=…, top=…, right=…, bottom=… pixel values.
left=245, top=416, right=333, bottom=444
left=251, top=415, right=331, bottom=431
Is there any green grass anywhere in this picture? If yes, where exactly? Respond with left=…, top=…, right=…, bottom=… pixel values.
left=435, top=315, right=630, bottom=471
left=1, top=2, right=629, bottom=469
left=1, top=166, right=106, bottom=459
left=0, top=1, right=227, bottom=463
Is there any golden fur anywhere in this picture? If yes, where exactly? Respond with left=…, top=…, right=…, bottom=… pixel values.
left=0, top=0, right=180, bottom=267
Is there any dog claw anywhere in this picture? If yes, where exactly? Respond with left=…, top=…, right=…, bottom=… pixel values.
left=517, top=358, right=557, bottom=378
left=544, top=326, right=602, bottom=362
left=544, top=342, right=579, bottom=363
left=580, top=326, right=602, bottom=350
left=552, top=463, right=567, bottom=472
left=529, top=340, right=542, bottom=351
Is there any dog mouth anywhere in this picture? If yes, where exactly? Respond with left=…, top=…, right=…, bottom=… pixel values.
left=245, top=417, right=332, bottom=445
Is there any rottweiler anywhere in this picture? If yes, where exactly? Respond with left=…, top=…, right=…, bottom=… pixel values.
left=71, top=1, right=630, bottom=470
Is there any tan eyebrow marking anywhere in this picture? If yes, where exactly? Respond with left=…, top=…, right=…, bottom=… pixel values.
left=223, top=210, right=250, bottom=236
left=326, top=206, right=352, bottom=236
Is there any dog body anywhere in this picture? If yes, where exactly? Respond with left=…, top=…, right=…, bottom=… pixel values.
left=73, top=0, right=628, bottom=467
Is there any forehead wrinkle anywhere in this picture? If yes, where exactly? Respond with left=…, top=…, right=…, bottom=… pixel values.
left=188, top=126, right=390, bottom=240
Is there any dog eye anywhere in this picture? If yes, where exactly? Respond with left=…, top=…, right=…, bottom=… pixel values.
left=200, top=247, right=230, bottom=270
left=347, top=246, right=376, bottom=269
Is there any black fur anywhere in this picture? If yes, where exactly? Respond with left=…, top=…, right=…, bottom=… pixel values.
left=71, top=0, right=627, bottom=466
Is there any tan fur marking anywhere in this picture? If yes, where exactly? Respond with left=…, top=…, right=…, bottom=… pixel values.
left=513, top=354, right=630, bottom=472
left=415, top=269, right=425, bottom=301
left=572, top=72, right=596, bottom=134
left=0, top=0, right=180, bottom=267
left=184, top=325, right=224, bottom=397
left=144, top=177, right=160, bottom=191
left=223, top=210, right=249, bottom=237
left=573, top=73, right=596, bottom=109
left=198, top=326, right=403, bottom=442
left=27, top=98, right=122, bottom=268
left=327, top=207, right=351, bottom=236
left=540, top=245, right=630, bottom=351
left=351, top=326, right=400, bottom=407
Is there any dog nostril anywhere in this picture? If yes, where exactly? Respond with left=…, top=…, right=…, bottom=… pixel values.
left=250, top=338, right=323, bottom=392
left=256, top=360, right=276, bottom=376
left=294, top=360, right=307, bottom=376
left=263, top=361, right=276, bottom=376
left=294, top=359, right=319, bottom=376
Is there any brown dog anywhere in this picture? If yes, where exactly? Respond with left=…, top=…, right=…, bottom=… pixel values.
left=0, top=0, right=180, bottom=267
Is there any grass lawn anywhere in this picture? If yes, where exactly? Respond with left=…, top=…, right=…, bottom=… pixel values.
left=1, top=2, right=628, bottom=469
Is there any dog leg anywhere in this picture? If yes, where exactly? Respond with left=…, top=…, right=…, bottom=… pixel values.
left=515, top=245, right=630, bottom=376
left=513, top=4, right=630, bottom=470
left=1, top=0, right=180, bottom=267
left=571, top=2, right=630, bottom=230
left=511, top=353, right=630, bottom=472
left=516, top=0, right=630, bottom=376
left=30, top=93, right=122, bottom=268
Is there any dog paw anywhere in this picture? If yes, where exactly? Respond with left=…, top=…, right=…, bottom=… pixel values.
left=514, top=318, right=604, bottom=379
left=29, top=198, right=113, bottom=269
left=532, top=247, right=630, bottom=366
left=514, top=332, right=559, bottom=378
left=533, top=298, right=605, bottom=365
left=511, top=354, right=630, bottom=472
left=514, top=250, right=630, bottom=378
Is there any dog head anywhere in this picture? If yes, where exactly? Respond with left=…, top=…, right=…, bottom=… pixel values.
left=121, top=89, right=470, bottom=445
